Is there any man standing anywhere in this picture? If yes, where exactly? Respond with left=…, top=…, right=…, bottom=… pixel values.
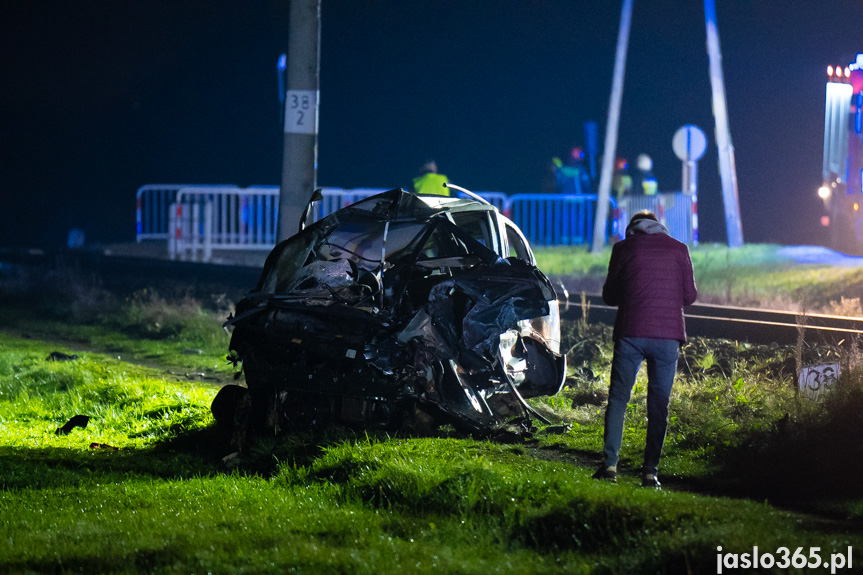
left=593, top=211, right=697, bottom=488
left=553, top=147, right=592, bottom=195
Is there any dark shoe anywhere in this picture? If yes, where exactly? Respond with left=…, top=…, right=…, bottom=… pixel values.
left=641, top=473, right=661, bottom=489
left=592, top=466, right=617, bottom=482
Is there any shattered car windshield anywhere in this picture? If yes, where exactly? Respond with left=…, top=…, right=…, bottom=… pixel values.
left=321, top=221, right=425, bottom=269
left=257, top=215, right=495, bottom=296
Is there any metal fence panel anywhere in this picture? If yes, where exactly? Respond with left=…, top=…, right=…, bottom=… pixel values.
left=506, top=194, right=612, bottom=246
left=149, top=185, right=704, bottom=263
left=136, top=184, right=237, bottom=242
left=618, top=192, right=694, bottom=244
left=141, top=185, right=517, bottom=247
left=175, top=186, right=279, bottom=253
left=472, top=191, right=507, bottom=211
left=169, top=186, right=386, bottom=261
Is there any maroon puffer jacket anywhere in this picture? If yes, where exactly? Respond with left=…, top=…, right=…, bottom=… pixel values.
left=602, top=221, right=697, bottom=342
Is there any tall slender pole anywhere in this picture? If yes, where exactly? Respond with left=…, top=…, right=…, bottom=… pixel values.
left=278, top=0, right=321, bottom=241
left=704, top=0, right=743, bottom=247
left=591, top=0, right=633, bottom=253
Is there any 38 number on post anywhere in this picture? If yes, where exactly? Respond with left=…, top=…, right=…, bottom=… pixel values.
left=284, top=90, right=318, bottom=135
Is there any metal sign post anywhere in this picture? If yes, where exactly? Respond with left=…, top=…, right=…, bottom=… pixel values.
left=673, top=125, right=707, bottom=195
left=673, top=125, right=707, bottom=245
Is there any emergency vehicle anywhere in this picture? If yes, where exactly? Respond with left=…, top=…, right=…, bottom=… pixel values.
left=820, top=54, right=863, bottom=254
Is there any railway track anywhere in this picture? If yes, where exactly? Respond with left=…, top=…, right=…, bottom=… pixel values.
left=560, top=294, right=863, bottom=347
left=5, top=248, right=863, bottom=347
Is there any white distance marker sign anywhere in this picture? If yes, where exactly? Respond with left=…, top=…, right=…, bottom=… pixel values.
left=284, top=90, right=318, bottom=134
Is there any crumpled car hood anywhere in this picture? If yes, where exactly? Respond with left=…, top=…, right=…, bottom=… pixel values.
left=219, top=189, right=565, bottom=437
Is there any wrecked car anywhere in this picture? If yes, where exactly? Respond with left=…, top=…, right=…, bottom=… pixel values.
left=213, top=187, right=565, bottom=437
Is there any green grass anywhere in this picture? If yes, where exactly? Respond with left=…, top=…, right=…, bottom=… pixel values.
left=0, top=289, right=235, bottom=381
left=0, top=334, right=217, bottom=450
left=534, top=243, right=863, bottom=313
left=532, top=243, right=789, bottom=277
left=1, top=365, right=859, bottom=575
left=1, top=327, right=862, bottom=574
left=2, top=250, right=863, bottom=573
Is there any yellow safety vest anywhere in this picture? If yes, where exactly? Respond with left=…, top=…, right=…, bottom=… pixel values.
left=642, top=177, right=658, bottom=196
left=613, top=174, right=632, bottom=199
left=413, top=172, right=450, bottom=196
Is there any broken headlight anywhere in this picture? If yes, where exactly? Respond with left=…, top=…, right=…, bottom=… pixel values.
left=499, top=329, right=527, bottom=384
left=516, top=300, right=561, bottom=354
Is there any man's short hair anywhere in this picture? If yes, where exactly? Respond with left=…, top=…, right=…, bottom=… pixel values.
left=629, top=210, right=659, bottom=225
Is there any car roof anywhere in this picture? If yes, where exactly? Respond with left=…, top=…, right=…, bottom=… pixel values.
left=342, top=188, right=497, bottom=222
left=414, top=194, right=491, bottom=212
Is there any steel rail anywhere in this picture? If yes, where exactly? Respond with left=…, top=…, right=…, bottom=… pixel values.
left=560, top=294, right=863, bottom=346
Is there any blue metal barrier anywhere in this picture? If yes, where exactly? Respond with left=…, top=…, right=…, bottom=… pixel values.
left=136, top=184, right=238, bottom=242
left=470, top=191, right=508, bottom=211
left=617, top=192, right=694, bottom=244
left=144, top=185, right=647, bottom=262
left=506, top=194, right=614, bottom=246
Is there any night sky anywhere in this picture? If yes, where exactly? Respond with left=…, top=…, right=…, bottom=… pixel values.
left=1, top=1, right=861, bottom=249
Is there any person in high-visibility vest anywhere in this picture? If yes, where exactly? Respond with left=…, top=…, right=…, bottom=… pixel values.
left=635, top=153, right=658, bottom=196
left=612, top=158, right=633, bottom=200
left=412, top=160, right=450, bottom=196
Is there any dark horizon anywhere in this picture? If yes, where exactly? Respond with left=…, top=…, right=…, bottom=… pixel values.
left=1, top=1, right=861, bottom=249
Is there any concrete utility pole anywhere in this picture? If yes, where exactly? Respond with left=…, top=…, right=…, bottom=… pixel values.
left=704, top=0, right=744, bottom=248
left=278, top=0, right=321, bottom=242
left=591, top=0, right=633, bottom=254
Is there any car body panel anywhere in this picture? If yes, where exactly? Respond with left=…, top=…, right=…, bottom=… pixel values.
left=219, top=188, right=565, bottom=436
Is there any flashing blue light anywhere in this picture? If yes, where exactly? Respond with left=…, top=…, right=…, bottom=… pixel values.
left=277, top=54, right=287, bottom=107
left=857, top=93, right=862, bottom=134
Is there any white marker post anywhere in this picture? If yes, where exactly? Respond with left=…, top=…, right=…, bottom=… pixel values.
left=277, top=0, right=321, bottom=242
left=673, top=125, right=707, bottom=245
